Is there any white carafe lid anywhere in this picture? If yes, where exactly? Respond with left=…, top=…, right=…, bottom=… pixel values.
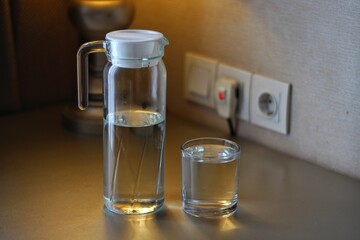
left=104, top=29, right=168, bottom=68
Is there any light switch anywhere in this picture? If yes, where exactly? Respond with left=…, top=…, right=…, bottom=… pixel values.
left=188, top=66, right=210, bottom=97
left=185, top=52, right=217, bottom=108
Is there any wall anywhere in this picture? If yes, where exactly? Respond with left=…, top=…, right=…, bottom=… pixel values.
left=0, top=0, right=78, bottom=113
left=130, top=0, right=360, bottom=179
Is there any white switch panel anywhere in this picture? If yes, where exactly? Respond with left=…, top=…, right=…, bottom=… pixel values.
left=185, top=52, right=217, bottom=108
left=216, top=64, right=252, bottom=121
left=250, top=74, right=291, bottom=134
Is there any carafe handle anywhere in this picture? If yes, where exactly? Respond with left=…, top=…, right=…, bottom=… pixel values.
left=77, top=41, right=105, bottom=110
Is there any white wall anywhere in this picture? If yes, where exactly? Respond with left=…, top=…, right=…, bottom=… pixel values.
left=130, top=0, right=360, bottom=179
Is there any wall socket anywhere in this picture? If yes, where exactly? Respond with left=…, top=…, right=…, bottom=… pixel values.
left=250, top=74, right=291, bottom=134
left=184, top=52, right=291, bottom=134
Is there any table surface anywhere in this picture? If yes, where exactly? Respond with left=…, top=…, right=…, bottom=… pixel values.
left=0, top=105, right=359, bottom=240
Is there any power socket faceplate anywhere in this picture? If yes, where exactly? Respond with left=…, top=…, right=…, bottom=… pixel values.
left=250, top=74, right=291, bottom=134
left=216, top=64, right=252, bottom=121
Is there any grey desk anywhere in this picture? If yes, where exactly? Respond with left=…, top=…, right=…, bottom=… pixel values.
left=0, top=105, right=359, bottom=240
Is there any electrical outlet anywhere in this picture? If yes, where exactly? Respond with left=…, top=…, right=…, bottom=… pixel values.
left=185, top=52, right=217, bottom=108
left=216, top=64, right=252, bottom=121
left=250, top=74, right=291, bottom=134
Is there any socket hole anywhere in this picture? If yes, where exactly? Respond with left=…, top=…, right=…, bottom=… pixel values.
left=258, top=92, right=277, bottom=118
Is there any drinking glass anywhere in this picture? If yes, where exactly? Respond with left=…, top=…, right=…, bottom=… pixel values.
left=181, top=137, right=241, bottom=218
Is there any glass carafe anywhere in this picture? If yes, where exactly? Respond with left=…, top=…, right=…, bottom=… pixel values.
left=77, top=30, right=168, bottom=215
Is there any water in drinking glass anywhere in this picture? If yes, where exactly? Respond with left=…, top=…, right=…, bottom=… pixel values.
left=182, top=140, right=240, bottom=218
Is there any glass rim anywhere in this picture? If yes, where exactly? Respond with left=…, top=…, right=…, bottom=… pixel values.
left=180, top=137, right=241, bottom=157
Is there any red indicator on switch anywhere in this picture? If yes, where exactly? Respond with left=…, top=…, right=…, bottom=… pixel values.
left=219, top=92, right=225, bottom=100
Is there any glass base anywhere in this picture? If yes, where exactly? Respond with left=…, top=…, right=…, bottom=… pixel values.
left=183, top=199, right=237, bottom=218
left=104, top=197, right=164, bottom=215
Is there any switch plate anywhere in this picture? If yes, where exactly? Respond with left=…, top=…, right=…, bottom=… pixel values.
left=216, top=64, right=252, bottom=121
left=185, top=53, right=217, bottom=108
left=250, top=74, right=291, bottom=134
